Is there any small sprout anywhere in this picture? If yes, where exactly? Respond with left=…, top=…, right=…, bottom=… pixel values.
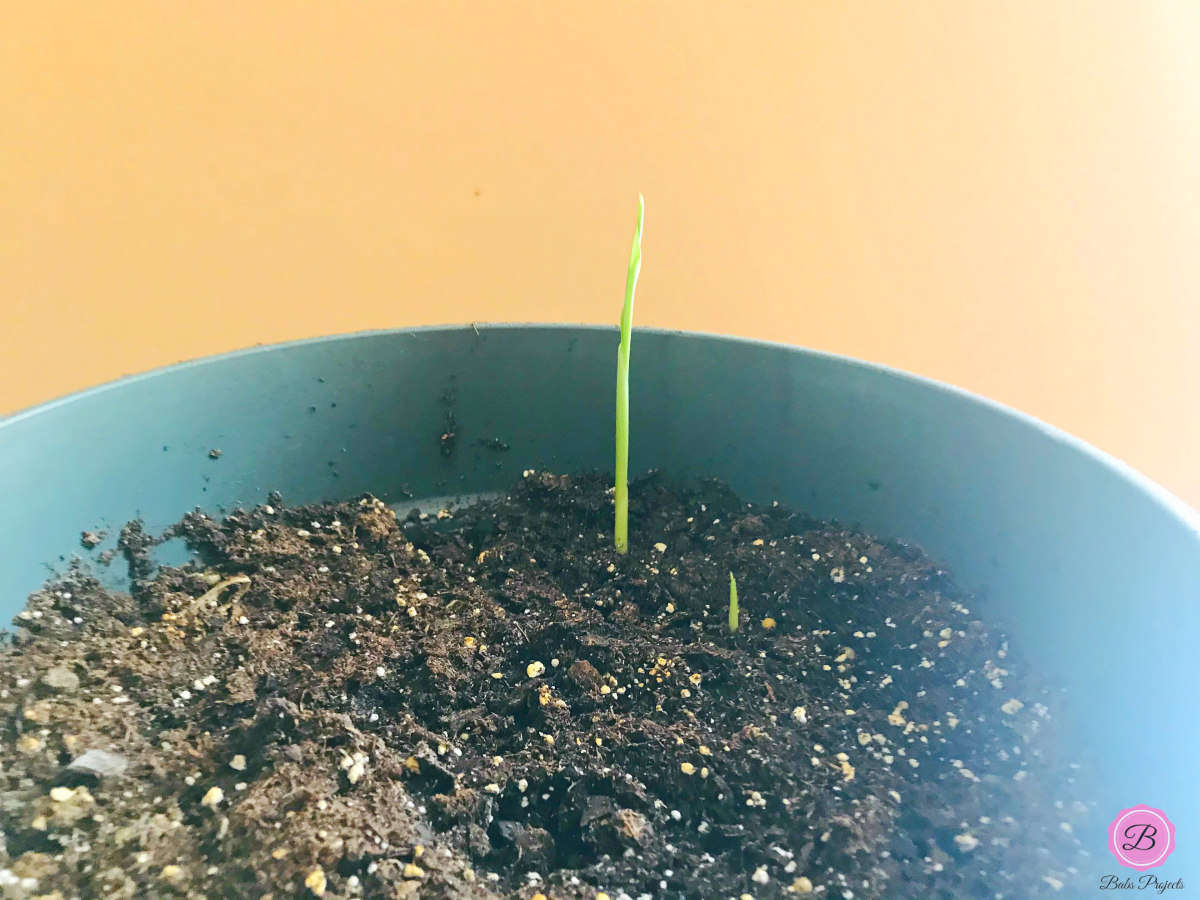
left=614, top=194, right=645, bottom=555
left=728, top=572, right=739, bottom=633
left=526, top=661, right=546, bottom=679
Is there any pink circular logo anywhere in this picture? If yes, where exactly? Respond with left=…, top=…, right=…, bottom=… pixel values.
left=1107, top=805, right=1176, bottom=870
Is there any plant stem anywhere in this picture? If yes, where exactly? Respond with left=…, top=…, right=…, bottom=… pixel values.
left=615, top=194, right=644, bottom=555
left=729, top=572, right=739, bottom=633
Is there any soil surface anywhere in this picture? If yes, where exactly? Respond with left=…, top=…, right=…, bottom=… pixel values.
left=0, top=471, right=1091, bottom=900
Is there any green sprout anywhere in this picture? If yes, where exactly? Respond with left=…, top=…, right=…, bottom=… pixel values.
left=728, top=572, right=739, bottom=633
left=614, top=194, right=644, bottom=555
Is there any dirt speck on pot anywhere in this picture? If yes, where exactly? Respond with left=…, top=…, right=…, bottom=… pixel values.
left=0, top=471, right=1091, bottom=899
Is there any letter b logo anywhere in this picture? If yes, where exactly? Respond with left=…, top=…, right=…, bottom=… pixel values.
left=1122, top=823, right=1157, bottom=852
left=1108, top=806, right=1175, bottom=870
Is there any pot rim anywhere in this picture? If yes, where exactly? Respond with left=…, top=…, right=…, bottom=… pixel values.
left=5, top=322, right=1197, bottom=534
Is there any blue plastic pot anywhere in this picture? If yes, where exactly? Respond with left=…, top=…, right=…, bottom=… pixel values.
left=2, top=326, right=1197, bottom=894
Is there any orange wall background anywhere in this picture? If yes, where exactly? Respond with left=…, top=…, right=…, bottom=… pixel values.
left=2, top=3, right=1199, bottom=507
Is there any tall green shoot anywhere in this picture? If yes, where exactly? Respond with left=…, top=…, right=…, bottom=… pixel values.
left=615, top=194, right=644, bottom=555
left=728, top=572, right=739, bottom=633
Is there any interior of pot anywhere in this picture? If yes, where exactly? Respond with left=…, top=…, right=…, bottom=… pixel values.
left=2, top=325, right=1197, bottom=886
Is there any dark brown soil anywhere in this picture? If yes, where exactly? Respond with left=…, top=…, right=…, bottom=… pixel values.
left=0, top=471, right=1091, bottom=900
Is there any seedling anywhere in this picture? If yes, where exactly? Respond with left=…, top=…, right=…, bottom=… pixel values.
left=614, top=194, right=644, bottom=555
left=728, top=572, right=739, bottom=633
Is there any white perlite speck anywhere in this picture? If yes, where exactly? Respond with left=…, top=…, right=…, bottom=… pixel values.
left=200, top=787, right=224, bottom=809
left=953, top=833, right=980, bottom=852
